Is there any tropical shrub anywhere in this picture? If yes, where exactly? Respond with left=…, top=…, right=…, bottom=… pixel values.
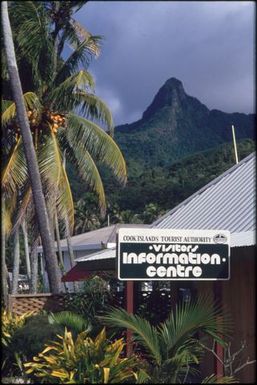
left=2, top=310, right=34, bottom=346
left=48, top=310, right=91, bottom=338
left=24, top=327, right=142, bottom=383
left=2, top=310, right=35, bottom=376
left=63, top=276, right=112, bottom=335
left=100, top=295, right=234, bottom=383
left=10, top=314, right=63, bottom=362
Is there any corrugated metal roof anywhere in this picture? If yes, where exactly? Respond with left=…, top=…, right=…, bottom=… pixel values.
left=75, top=248, right=116, bottom=262
left=152, top=152, right=256, bottom=236
left=37, top=224, right=149, bottom=252
left=58, top=224, right=149, bottom=248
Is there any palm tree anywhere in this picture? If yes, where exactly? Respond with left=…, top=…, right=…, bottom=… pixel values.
left=21, top=219, right=31, bottom=283
left=11, top=226, right=20, bottom=294
left=1, top=1, right=61, bottom=293
left=2, top=1, right=126, bottom=292
left=2, top=1, right=126, bottom=226
left=1, top=194, right=9, bottom=304
left=74, top=195, right=101, bottom=234
left=100, top=295, right=233, bottom=383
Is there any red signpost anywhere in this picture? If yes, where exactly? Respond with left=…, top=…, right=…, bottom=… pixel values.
left=126, top=280, right=134, bottom=357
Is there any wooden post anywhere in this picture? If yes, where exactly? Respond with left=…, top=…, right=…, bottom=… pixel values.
left=214, top=281, right=224, bottom=378
left=126, top=280, right=134, bottom=357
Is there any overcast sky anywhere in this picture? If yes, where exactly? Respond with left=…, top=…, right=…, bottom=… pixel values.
left=76, top=1, right=255, bottom=126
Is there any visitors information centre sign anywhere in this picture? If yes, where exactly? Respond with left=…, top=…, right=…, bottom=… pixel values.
left=117, top=228, right=230, bottom=280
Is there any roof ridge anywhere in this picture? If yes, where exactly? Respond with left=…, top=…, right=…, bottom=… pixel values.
left=152, top=151, right=256, bottom=227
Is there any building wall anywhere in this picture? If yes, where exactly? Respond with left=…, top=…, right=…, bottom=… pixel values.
left=221, top=246, right=256, bottom=383
left=196, top=246, right=256, bottom=383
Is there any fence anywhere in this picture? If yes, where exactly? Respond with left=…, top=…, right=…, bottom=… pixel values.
left=7, top=293, right=70, bottom=316
left=8, top=288, right=175, bottom=320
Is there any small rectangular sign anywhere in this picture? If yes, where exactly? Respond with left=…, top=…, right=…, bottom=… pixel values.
left=117, top=228, right=230, bottom=281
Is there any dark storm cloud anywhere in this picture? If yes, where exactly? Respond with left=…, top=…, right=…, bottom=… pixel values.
left=76, top=1, right=254, bottom=125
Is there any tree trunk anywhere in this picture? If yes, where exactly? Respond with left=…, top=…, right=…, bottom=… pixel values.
left=54, top=212, right=64, bottom=267
left=11, top=227, right=20, bottom=294
left=54, top=213, right=68, bottom=292
left=30, top=239, right=39, bottom=294
left=52, top=1, right=61, bottom=79
left=1, top=1, right=61, bottom=293
left=21, top=220, right=31, bottom=282
left=65, top=215, right=79, bottom=291
left=1, top=196, right=9, bottom=306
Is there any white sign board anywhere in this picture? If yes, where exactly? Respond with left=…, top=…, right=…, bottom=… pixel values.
left=117, top=228, right=230, bottom=280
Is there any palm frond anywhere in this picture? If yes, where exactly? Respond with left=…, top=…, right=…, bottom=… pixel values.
left=1, top=99, right=12, bottom=111
left=9, top=1, right=46, bottom=25
left=48, top=311, right=91, bottom=335
left=158, top=294, right=233, bottom=357
left=100, top=307, right=162, bottom=365
left=66, top=113, right=127, bottom=185
left=163, top=351, right=201, bottom=382
left=54, top=35, right=101, bottom=84
left=10, top=1, right=54, bottom=85
left=11, top=186, right=32, bottom=236
left=44, top=2, right=90, bottom=57
left=2, top=194, right=17, bottom=237
left=20, top=196, right=39, bottom=246
left=38, top=132, right=74, bottom=231
left=70, top=1, right=88, bottom=12
left=69, top=145, right=106, bottom=216
left=57, top=161, right=75, bottom=233
left=57, top=24, right=80, bottom=57
left=46, top=70, right=95, bottom=110
left=75, top=90, right=114, bottom=133
left=70, top=17, right=101, bottom=56
left=2, top=138, right=28, bottom=196
left=2, top=92, right=42, bottom=126
left=134, top=368, right=151, bottom=384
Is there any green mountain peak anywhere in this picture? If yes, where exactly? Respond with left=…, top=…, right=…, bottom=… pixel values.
left=115, top=78, right=255, bottom=167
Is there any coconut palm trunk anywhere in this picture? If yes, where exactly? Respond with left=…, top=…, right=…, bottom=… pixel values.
left=1, top=195, right=9, bottom=305
left=54, top=212, right=64, bottom=268
left=1, top=1, right=61, bottom=293
left=54, top=213, right=68, bottom=292
left=11, top=227, right=20, bottom=294
left=30, top=239, right=39, bottom=294
left=21, top=220, right=31, bottom=283
left=65, top=215, right=79, bottom=292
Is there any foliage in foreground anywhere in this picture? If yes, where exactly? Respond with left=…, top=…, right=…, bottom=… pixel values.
left=2, top=307, right=239, bottom=384
left=48, top=310, right=92, bottom=338
left=24, top=327, right=143, bottom=384
left=10, top=314, right=64, bottom=362
left=2, top=310, right=34, bottom=347
left=2, top=310, right=35, bottom=376
left=62, top=276, right=112, bottom=334
left=100, top=295, right=233, bottom=383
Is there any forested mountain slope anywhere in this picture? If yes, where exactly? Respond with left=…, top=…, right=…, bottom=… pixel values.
left=115, top=77, right=255, bottom=168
